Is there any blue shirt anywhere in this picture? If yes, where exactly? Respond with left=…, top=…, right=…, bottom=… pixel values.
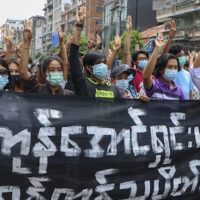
left=175, top=69, right=193, bottom=100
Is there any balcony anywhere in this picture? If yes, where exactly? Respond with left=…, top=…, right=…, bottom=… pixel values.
left=77, top=0, right=85, bottom=6
left=157, top=8, right=195, bottom=22
left=67, top=15, right=76, bottom=24
left=43, top=1, right=53, bottom=10
left=47, top=0, right=53, bottom=4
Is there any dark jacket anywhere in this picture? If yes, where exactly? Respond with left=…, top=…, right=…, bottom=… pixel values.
left=69, top=44, right=121, bottom=99
left=23, top=76, right=74, bottom=96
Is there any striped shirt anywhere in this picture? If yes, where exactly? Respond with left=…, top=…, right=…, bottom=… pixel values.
left=145, top=79, right=184, bottom=100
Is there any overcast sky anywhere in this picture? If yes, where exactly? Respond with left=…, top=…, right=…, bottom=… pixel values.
left=0, top=0, right=46, bottom=26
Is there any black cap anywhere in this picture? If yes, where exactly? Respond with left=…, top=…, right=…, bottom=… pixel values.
left=111, top=64, right=135, bottom=78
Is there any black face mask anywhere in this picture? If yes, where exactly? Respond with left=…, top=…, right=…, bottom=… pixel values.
left=9, top=75, right=21, bottom=88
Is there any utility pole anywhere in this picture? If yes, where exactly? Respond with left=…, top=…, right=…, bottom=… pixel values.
left=104, top=0, right=118, bottom=53
left=116, top=0, right=123, bottom=36
left=135, top=0, right=138, bottom=29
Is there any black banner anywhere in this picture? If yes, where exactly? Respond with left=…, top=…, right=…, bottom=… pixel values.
left=0, top=92, right=200, bottom=199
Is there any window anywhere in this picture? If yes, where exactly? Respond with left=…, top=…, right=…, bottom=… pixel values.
left=96, top=7, right=103, bottom=13
left=96, top=0, right=104, bottom=3
left=96, top=19, right=102, bottom=25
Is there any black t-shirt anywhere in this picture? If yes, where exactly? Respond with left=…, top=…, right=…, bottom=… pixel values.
left=69, top=44, right=121, bottom=99
left=22, top=76, right=74, bottom=96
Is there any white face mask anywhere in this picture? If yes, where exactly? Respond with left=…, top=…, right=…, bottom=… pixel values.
left=163, top=69, right=178, bottom=81
left=116, top=79, right=129, bottom=90
left=138, top=60, right=148, bottom=69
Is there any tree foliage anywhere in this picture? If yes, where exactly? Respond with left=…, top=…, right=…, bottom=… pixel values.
left=79, top=35, right=89, bottom=56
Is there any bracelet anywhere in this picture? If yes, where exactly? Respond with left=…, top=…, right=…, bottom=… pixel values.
left=6, top=50, right=14, bottom=53
left=75, top=23, right=84, bottom=29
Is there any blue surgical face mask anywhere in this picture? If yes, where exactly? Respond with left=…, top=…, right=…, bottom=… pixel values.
left=116, top=79, right=129, bottom=90
left=178, top=56, right=186, bottom=67
left=0, top=75, right=9, bottom=90
left=92, top=63, right=108, bottom=81
left=138, top=60, right=148, bottom=69
left=163, top=69, right=178, bottom=81
left=128, top=74, right=133, bottom=82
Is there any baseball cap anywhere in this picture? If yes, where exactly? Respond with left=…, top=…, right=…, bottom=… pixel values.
left=111, top=64, right=135, bottom=78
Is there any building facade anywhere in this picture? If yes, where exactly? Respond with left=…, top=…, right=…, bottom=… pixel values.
left=29, top=16, right=45, bottom=56
left=43, top=0, right=72, bottom=52
left=0, top=24, right=6, bottom=49
left=153, top=0, right=200, bottom=49
left=104, top=0, right=127, bottom=41
left=42, top=0, right=104, bottom=52
left=84, top=0, right=104, bottom=38
left=65, top=0, right=85, bottom=33
left=103, top=0, right=157, bottom=44
left=61, top=0, right=104, bottom=38
left=5, top=19, right=23, bottom=43
left=0, top=19, right=23, bottom=50
left=53, top=0, right=62, bottom=32
left=61, top=3, right=71, bottom=33
left=43, top=0, right=53, bottom=53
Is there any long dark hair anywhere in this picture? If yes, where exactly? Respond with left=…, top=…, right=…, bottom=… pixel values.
left=154, top=53, right=181, bottom=78
left=83, top=51, right=106, bottom=67
left=41, top=56, right=63, bottom=80
left=6, top=58, right=21, bottom=91
left=0, top=57, right=8, bottom=68
left=7, top=58, right=20, bottom=68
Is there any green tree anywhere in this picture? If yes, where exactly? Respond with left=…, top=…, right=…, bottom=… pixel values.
left=79, top=35, right=89, bottom=56
left=49, top=46, right=60, bottom=54
left=35, top=52, right=43, bottom=59
left=38, top=54, right=45, bottom=64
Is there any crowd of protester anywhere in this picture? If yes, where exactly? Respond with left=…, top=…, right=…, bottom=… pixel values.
left=1, top=6, right=200, bottom=101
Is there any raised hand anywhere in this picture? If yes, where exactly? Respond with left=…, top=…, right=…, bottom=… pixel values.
left=65, top=34, right=73, bottom=49
left=13, top=41, right=23, bottom=58
left=188, top=51, right=193, bottom=59
left=5, top=28, right=14, bottom=50
left=14, top=41, right=23, bottom=52
left=5, top=28, right=14, bottom=43
left=56, top=25, right=65, bottom=44
left=126, top=15, right=132, bottom=32
left=139, top=95, right=150, bottom=102
left=135, top=44, right=140, bottom=51
left=113, top=35, right=121, bottom=51
left=23, top=19, right=32, bottom=43
left=188, top=50, right=196, bottom=66
left=95, top=34, right=102, bottom=47
left=88, top=38, right=95, bottom=49
left=76, top=6, right=86, bottom=24
left=169, top=20, right=176, bottom=39
left=155, top=32, right=165, bottom=51
left=107, top=49, right=113, bottom=60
